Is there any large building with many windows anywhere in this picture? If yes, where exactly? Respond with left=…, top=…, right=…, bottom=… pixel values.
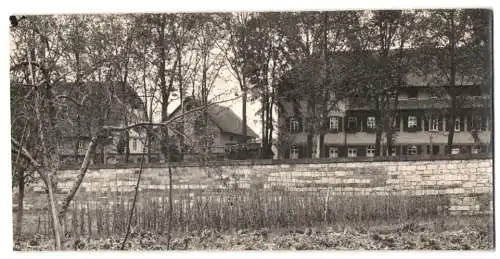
left=278, top=50, right=492, bottom=159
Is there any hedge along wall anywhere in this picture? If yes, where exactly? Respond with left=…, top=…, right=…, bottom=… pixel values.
left=18, top=155, right=493, bottom=217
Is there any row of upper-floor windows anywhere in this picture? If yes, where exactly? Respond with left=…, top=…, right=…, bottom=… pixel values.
left=351, top=87, right=486, bottom=101
left=329, top=87, right=486, bottom=103
left=404, top=87, right=486, bottom=99
left=287, top=114, right=489, bottom=133
left=288, top=144, right=488, bottom=159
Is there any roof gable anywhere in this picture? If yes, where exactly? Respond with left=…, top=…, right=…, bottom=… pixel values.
left=168, top=99, right=258, bottom=139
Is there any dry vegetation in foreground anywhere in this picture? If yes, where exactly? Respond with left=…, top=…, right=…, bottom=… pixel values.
left=14, top=190, right=494, bottom=251
left=14, top=215, right=493, bottom=251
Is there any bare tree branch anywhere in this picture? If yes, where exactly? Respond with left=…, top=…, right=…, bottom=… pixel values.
left=10, top=61, right=41, bottom=71
left=102, top=95, right=240, bottom=132
left=58, top=136, right=98, bottom=220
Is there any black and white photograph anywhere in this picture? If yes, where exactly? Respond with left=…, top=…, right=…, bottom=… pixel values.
left=7, top=4, right=494, bottom=252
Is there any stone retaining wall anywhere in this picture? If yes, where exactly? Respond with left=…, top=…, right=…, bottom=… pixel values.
left=18, top=157, right=493, bottom=215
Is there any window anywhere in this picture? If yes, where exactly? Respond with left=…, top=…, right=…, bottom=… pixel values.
left=430, top=117, right=440, bottom=131
left=329, top=147, right=338, bottom=158
left=367, top=117, right=376, bottom=129
left=348, top=116, right=358, bottom=130
left=290, top=146, right=299, bottom=159
left=306, top=118, right=314, bottom=131
left=471, top=116, right=482, bottom=131
left=432, top=145, right=440, bottom=155
left=454, top=118, right=461, bottom=132
left=408, top=116, right=418, bottom=129
left=407, top=145, right=417, bottom=155
left=472, top=146, right=480, bottom=154
left=451, top=147, right=460, bottom=155
left=329, top=91, right=336, bottom=99
left=132, top=139, right=137, bottom=151
left=150, top=142, right=158, bottom=153
left=366, top=145, right=376, bottom=157
left=78, top=140, right=85, bottom=150
left=230, top=136, right=234, bottom=141
left=329, top=117, right=339, bottom=130
left=289, top=117, right=300, bottom=133
left=407, top=88, right=418, bottom=99
left=348, top=147, right=357, bottom=157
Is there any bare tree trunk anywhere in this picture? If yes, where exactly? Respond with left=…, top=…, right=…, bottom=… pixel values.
left=120, top=142, right=147, bottom=250
left=386, top=94, right=399, bottom=156
left=15, top=170, right=25, bottom=237
left=14, top=121, right=29, bottom=238
left=260, top=95, right=266, bottom=158
left=268, top=89, right=275, bottom=157
left=12, top=139, right=62, bottom=250
left=447, top=102, right=457, bottom=154
left=446, top=11, right=457, bottom=154
left=320, top=11, right=329, bottom=158
left=73, top=30, right=82, bottom=163
left=122, top=38, right=132, bottom=164
left=46, top=176, right=62, bottom=250
left=158, top=15, right=169, bottom=163
left=241, top=88, right=248, bottom=140
left=28, top=42, right=62, bottom=250
left=387, top=33, right=404, bottom=156
left=177, top=45, right=185, bottom=160
left=375, top=97, right=383, bottom=156
left=58, top=137, right=98, bottom=220
left=201, top=44, right=209, bottom=164
left=166, top=149, right=173, bottom=249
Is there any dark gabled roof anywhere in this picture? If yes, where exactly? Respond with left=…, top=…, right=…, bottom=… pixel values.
left=12, top=81, right=144, bottom=138
left=279, top=46, right=488, bottom=96
left=207, top=105, right=259, bottom=138
left=52, top=81, right=143, bottom=109
left=398, top=46, right=487, bottom=87
left=168, top=99, right=259, bottom=139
